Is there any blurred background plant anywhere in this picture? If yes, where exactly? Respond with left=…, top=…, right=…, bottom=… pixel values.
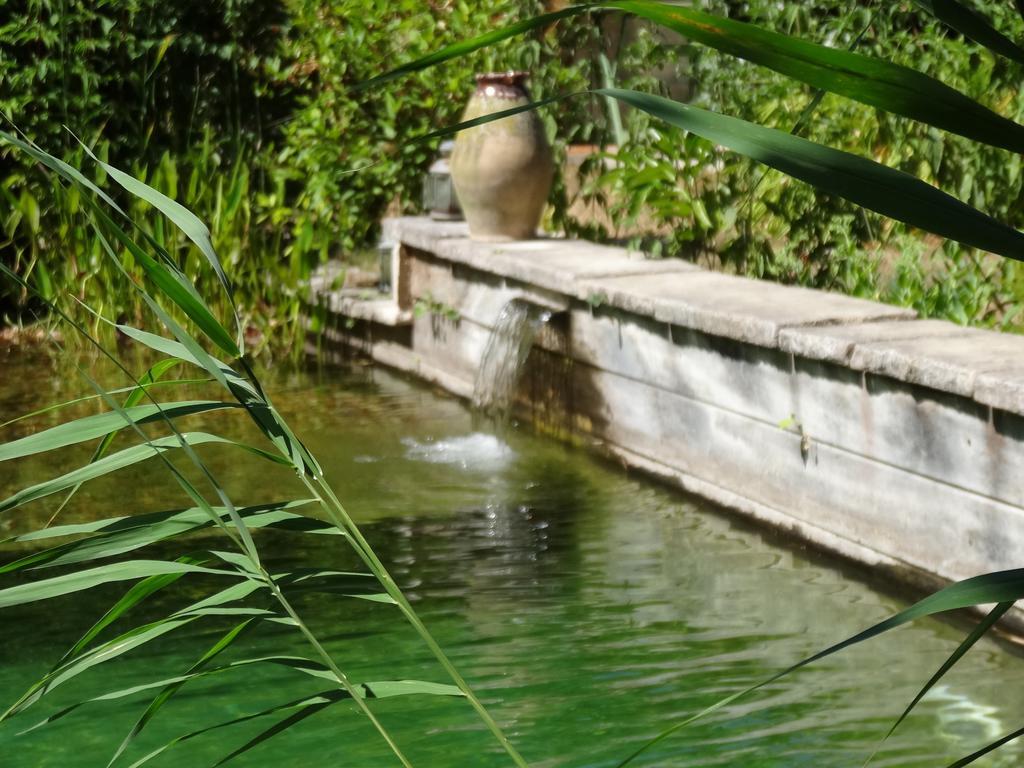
left=4, top=0, right=1024, bottom=347
left=592, top=0, right=1024, bottom=329
left=0, top=0, right=605, bottom=348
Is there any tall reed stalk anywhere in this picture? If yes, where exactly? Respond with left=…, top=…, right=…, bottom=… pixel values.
left=0, top=131, right=528, bottom=766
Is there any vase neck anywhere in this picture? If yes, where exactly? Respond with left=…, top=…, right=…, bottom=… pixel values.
left=475, top=71, right=530, bottom=99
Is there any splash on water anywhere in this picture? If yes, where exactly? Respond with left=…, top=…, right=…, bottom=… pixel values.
left=402, top=433, right=514, bottom=471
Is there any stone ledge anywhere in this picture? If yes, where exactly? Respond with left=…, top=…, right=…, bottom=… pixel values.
left=779, top=319, right=951, bottom=366
left=782, top=320, right=1024, bottom=401
left=386, top=217, right=697, bottom=297
left=383, top=216, right=1024, bottom=416
left=578, top=271, right=914, bottom=348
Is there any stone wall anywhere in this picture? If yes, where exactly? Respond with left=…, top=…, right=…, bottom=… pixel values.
left=311, top=217, right=1024, bottom=613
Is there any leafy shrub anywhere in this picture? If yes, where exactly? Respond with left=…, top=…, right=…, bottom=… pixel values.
left=585, top=1, right=1024, bottom=329
left=0, top=1, right=605, bottom=334
left=6, top=0, right=1024, bottom=336
left=0, top=0, right=293, bottom=321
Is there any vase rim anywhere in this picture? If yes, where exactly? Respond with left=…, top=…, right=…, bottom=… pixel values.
left=475, top=71, right=529, bottom=86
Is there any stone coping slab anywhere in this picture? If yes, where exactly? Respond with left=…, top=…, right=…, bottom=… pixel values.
left=382, top=216, right=1024, bottom=415
left=779, top=319, right=953, bottom=366
left=782, top=320, right=1024, bottom=399
left=579, top=271, right=914, bottom=347
left=385, top=217, right=696, bottom=296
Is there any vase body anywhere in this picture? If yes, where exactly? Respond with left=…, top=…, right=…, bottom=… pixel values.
left=450, top=72, right=554, bottom=241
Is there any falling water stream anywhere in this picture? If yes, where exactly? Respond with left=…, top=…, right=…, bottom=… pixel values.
left=471, top=299, right=551, bottom=418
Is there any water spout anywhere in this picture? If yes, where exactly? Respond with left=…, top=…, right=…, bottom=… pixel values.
left=472, top=298, right=555, bottom=418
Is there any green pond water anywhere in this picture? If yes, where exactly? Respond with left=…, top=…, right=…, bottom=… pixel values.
left=1, top=346, right=1023, bottom=767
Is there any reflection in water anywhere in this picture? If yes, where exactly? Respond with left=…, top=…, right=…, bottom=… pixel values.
left=0, top=348, right=1023, bottom=767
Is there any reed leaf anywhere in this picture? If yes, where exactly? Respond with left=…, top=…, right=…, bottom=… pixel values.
left=5, top=580, right=271, bottom=721
left=599, top=88, right=1024, bottom=260
left=947, top=724, right=1024, bottom=766
left=126, top=678, right=463, bottom=768
left=60, top=560, right=200, bottom=662
left=108, top=618, right=258, bottom=767
left=366, top=1, right=1024, bottom=152
left=0, top=400, right=238, bottom=462
left=0, top=131, right=123, bottom=214
left=0, top=501, right=328, bottom=574
left=78, top=142, right=236, bottom=303
left=216, top=676, right=467, bottom=767
left=616, top=570, right=1024, bottom=765
left=86, top=203, right=240, bottom=357
left=18, top=655, right=324, bottom=734
left=863, top=601, right=1015, bottom=766
left=91, top=359, right=183, bottom=457
left=0, top=376, right=210, bottom=430
left=0, top=432, right=289, bottom=515
left=0, top=559, right=238, bottom=609
left=914, top=0, right=1024, bottom=64
left=1, top=131, right=522, bottom=767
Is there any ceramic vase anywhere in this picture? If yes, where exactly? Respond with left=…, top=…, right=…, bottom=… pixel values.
left=450, top=72, right=554, bottom=241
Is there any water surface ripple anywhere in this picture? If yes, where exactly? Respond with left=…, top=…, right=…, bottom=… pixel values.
left=0, top=348, right=1021, bottom=767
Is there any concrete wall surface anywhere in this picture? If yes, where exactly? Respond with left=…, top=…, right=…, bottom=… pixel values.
left=312, top=217, right=1024, bottom=611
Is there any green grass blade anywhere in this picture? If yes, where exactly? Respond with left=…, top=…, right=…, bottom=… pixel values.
left=598, top=88, right=1024, bottom=261
left=108, top=619, right=257, bottom=768
left=6, top=580, right=268, bottom=720
left=3, top=616, right=203, bottom=722
left=355, top=4, right=589, bottom=90
left=159, top=679, right=464, bottom=768
left=7, top=614, right=282, bottom=724
left=946, top=725, right=1024, bottom=766
left=368, top=1, right=1024, bottom=152
left=864, top=601, right=1014, bottom=766
left=0, top=560, right=236, bottom=609
left=125, top=691, right=346, bottom=768
left=915, top=0, right=1024, bottom=64
left=59, top=560, right=199, bottom=663
left=0, top=377, right=210, bottom=430
left=111, top=317, right=317, bottom=478
left=211, top=697, right=335, bottom=767
left=0, top=400, right=238, bottom=462
left=43, top=360, right=189, bottom=528
left=0, top=131, right=124, bottom=214
left=364, top=680, right=464, bottom=698
left=611, top=0, right=1024, bottom=151
left=0, top=431, right=288, bottom=514
left=88, top=204, right=240, bottom=357
left=18, top=654, right=329, bottom=735
left=276, top=569, right=395, bottom=604
left=0, top=135, right=239, bottom=357
left=63, top=290, right=265, bottom=569
left=416, top=93, right=575, bottom=144
left=615, top=569, right=1024, bottom=766
left=9, top=500, right=319, bottom=543
left=77, top=140, right=239, bottom=314
left=0, top=501, right=322, bottom=574
left=90, top=359, right=182, bottom=460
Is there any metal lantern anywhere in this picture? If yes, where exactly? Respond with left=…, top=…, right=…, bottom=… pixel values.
left=422, top=140, right=462, bottom=220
